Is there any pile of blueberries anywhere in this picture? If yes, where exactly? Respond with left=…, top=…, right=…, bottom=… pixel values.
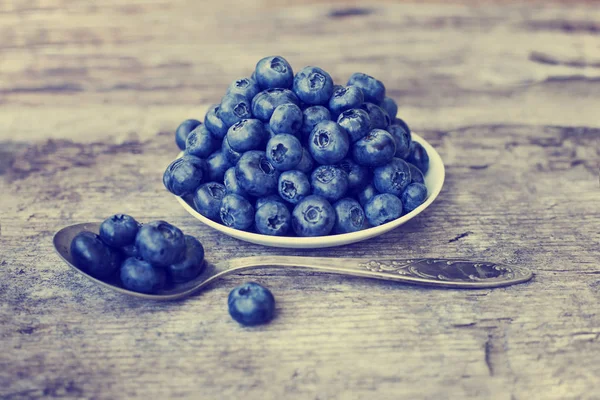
left=164, top=56, right=430, bottom=237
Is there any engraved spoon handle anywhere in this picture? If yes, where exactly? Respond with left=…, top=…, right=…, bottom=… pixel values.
left=209, top=256, right=533, bottom=289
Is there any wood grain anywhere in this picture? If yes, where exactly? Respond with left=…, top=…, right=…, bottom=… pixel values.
left=1, top=1, right=600, bottom=399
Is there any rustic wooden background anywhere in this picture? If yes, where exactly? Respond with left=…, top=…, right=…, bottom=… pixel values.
left=1, top=1, right=599, bottom=399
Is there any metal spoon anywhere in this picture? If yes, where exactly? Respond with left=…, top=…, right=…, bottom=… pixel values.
left=53, top=223, right=533, bottom=300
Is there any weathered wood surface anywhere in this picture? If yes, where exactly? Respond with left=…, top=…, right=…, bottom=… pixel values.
left=1, top=1, right=599, bottom=399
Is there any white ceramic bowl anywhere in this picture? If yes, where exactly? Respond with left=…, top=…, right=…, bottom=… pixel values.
left=174, top=133, right=445, bottom=248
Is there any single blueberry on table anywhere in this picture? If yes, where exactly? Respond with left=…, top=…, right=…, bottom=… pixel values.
left=255, top=201, right=291, bottom=236
left=388, top=124, right=411, bottom=159
left=295, top=148, right=314, bottom=174
left=223, top=167, right=247, bottom=196
left=278, top=170, right=311, bottom=204
left=380, top=97, right=398, bottom=120
left=228, top=282, right=276, bottom=326
left=265, top=133, right=303, bottom=171
left=328, top=85, right=364, bottom=117
left=347, top=72, right=386, bottom=104
left=220, top=194, right=255, bottom=230
left=167, top=235, right=205, bottom=283
left=360, top=102, right=390, bottom=130
left=269, top=103, right=303, bottom=136
left=193, top=182, right=227, bottom=221
left=254, top=56, right=294, bottom=90
left=337, top=158, right=371, bottom=194
left=292, top=195, right=336, bottom=237
left=204, top=104, right=228, bottom=140
left=226, top=119, right=269, bottom=153
left=217, top=93, right=252, bottom=128
left=337, top=108, right=371, bottom=143
left=251, top=88, right=300, bottom=122
left=364, top=193, right=403, bottom=227
left=301, top=105, right=331, bottom=142
left=120, top=257, right=167, bottom=294
left=135, top=221, right=186, bottom=267
left=70, top=231, right=121, bottom=279
left=402, top=183, right=428, bottom=214
left=256, top=194, right=287, bottom=210
left=293, top=66, right=334, bottom=105
left=235, top=151, right=280, bottom=197
left=99, top=214, right=140, bottom=248
left=357, top=184, right=378, bottom=207
left=333, top=198, right=365, bottom=234
left=227, top=77, right=260, bottom=101
left=308, top=120, right=350, bottom=165
left=185, top=124, right=218, bottom=158
left=373, top=158, right=411, bottom=196
left=407, top=141, right=430, bottom=174
left=352, top=129, right=396, bottom=167
left=221, top=136, right=243, bottom=165
left=175, top=119, right=201, bottom=150
left=311, top=165, right=349, bottom=203
left=407, top=162, right=425, bottom=184
left=206, top=151, right=233, bottom=182
left=163, top=156, right=207, bottom=197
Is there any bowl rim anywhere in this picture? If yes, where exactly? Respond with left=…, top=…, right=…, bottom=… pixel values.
left=174, top=132, right=445, bottom=248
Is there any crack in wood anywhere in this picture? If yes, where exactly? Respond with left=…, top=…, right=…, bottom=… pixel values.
left=448, top=231, right=473, bottom=243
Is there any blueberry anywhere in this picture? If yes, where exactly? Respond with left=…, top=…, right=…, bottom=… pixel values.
left=256, top=194, right=287, bottom=210
left=291, top=195, right=335, bottom=237
left=163, top=156, right=207, bottom=196
left=228, top=282, right=276, bottom=326
left=167, top=235, right=205, bottom=283
left=381, top=97, right=398, bottom=120
left=356, top=184, right=378, bottom=207
left=308, top=121, right=350, bottom=165
left=99, top=214, right=140, bottom=248
left=227, top=77, right=260, bottom=100
left=311, top=165, right=348, bottom=202
left=135, top=221, right=186, bottom=267
left=408, top=162, right=425, bottom=184
left=328, top=85, right=364, bottom=117
left=278, top=170, right=311, bottom=204
left=337, top=108, right=371, bottom=143
left=347, top=72, right=386, bottom=104
left=333, top=198, right=365, bottom=234
left=392, top=117, right=412, bottom=136
left=295, top=148, right=314, bottom=174
left=360, top=102, right=390, bottom=130
left=223, top=167, right=247, bottom=196
left=364, top=194, right=403, bottom=226
left=373, top=158, right=411, bottom=196
left=70, top=231, right=121, bottom=279
left=407, top=141, right=430, bottom=174
left=193, top=182, right=227, bottom=221
left=226, top=119, right=269, bottom=153
left=401, top=183, right=428, bottom=214
left=221, top=136, right=243, bottom=165
left=235, top=151, right=280, bottom=197
left=185, top=125, right=218, bottom=158
left=269, top=103, right=303, bottom=136
left=254, top=56, right=294, bottom=90
left=121, top=244, right=139, bottom=258
left=206, top=151, right=233, bottom=182
left=205, top=104, right=228, bottom=139
left=301, top=105, right=331, bottom=142
left=293, top=66, right=334, bottom=105
left=120, top=257, right=166, bottom=294
left=219, top=194, right=254, bottom=230
left=388, top=124, right=411, bottom=159
left=255, top=201, right=291, bottom=236
left=251, top=88, right=300, bottom=122
left=175, top=119, right=201, bottom=150
left=218, top=93, right=252, bottom=127
left=352, top=129, right=396, bottom=167
left=337, top=158, right=371, bottom=193
left=265, top=134, right=303, bottom=171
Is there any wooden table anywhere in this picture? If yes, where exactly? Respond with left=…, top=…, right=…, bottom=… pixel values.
left=1, top=1, right=599, bottom=399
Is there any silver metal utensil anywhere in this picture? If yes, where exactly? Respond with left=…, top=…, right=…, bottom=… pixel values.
left=53, top=223, right=533, bottom=300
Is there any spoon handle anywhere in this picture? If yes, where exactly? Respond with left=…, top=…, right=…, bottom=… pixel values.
left=215, top=256, right=533, bottom=289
